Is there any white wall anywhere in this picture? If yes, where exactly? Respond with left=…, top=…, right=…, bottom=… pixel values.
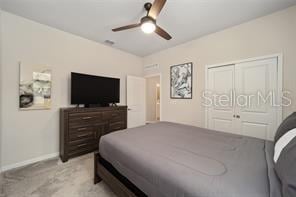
left=143, top=6, right=296, bottom=127
left=0, top=11, right=143, bottom=169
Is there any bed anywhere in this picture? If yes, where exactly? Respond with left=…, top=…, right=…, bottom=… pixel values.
left=94, top=121, right=282, bottom=197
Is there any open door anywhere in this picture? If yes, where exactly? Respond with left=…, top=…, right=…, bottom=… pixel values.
left=127, top=76, right=146, bottom=128
left=145, top=75, right=161, bottom=123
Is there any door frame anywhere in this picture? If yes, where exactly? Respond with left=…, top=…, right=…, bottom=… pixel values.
left=205, top=53, right=283, bottom=133
left=145, top=73, right=162, bottom=121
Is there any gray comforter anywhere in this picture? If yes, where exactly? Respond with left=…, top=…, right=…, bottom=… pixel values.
left=99, top=122, right=281, bottom=197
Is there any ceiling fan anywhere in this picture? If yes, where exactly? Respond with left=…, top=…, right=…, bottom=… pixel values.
left=112, top=0, right=172, bottom=40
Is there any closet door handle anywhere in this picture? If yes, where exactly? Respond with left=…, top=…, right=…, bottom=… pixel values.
left=236, top=115, right=240, bottom=119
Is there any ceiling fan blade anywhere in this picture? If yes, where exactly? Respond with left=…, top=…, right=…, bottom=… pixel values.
left=155, top=25, right=172, bottom=40
left=112, top=24, right=140, bottom=32
left=148, top=0, right=167, bottom=20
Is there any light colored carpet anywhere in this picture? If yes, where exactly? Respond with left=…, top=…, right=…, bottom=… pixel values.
left=0, top=154, right=116, bottom=197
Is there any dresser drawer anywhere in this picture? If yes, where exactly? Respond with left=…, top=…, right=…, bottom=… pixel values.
left=109, top=121, right=125, bottom=132
left=69, top=112, right=102, bottom=121
left=110, top=111, right=125, bottom=123
left=68, top=140, right=96, bottom=151
left=69, top=125, right=93, bottom=133
left=103, top=110, right=123, bottom=120
left=69, top=112, right=103, bottom=127
left=69, top=127, right=95, bottom=142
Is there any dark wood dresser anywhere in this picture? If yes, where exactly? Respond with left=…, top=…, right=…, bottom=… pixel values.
left=60, top=106, right=127, bottom=162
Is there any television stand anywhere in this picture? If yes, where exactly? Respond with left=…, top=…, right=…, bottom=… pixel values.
left=84, top=103, right=109, bottom=108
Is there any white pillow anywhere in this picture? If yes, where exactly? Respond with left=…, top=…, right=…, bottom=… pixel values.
left=274, top=128, right=296, bottom=163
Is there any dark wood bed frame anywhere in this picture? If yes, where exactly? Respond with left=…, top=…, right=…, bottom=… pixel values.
left=94, top=151, right=147, bottom=197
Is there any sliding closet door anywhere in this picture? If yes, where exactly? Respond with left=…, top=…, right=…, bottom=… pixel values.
left=235, top=58, right=278, bottom=140
left=207, top=65, right=237, bottom=134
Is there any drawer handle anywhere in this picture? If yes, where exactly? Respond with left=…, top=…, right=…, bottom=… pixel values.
left=77, top=143, right=88, bottom=147
left=82, top=117, right=92, bottom=120
left=77, top=128, right=87, bottom=131
left=77, top=134, right=90, bottom=138
left=112, top=125, right=122, bottom=129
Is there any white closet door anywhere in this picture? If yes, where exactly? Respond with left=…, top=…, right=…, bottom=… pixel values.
left=235, top=58, right=278, bottom=140
left=208, top=65, right=236, bottom=134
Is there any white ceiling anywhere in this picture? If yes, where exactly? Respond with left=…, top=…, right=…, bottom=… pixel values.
left=1, top=0, right=296, bottom=56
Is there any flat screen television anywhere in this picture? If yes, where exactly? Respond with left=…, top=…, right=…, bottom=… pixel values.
left=71, top=72, right=120, bottom=107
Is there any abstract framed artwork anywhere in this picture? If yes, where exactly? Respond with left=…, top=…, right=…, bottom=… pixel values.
left=170, top=62, right=192, bottom=99
left=19, top=62, right=52, bottom=110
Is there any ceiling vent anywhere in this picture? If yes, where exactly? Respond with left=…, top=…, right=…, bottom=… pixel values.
left=104, top=40, right=115, bottom=46
left=144, top=64, right=159, bottom=71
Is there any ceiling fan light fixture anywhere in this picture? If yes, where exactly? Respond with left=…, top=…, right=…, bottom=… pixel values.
left=141, top=18, right=156, bottom=34
left=112, top=0, right=172, bottom=40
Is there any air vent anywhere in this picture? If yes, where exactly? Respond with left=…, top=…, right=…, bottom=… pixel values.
left=104, top=40, right=115, bottom=46
left=144, top=64, right=159, bottom=71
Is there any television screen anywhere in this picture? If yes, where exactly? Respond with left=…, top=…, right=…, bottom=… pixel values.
left=71, top=72, right=120, bottom=105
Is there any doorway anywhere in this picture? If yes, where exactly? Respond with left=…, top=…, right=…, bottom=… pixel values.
left=145, top=74, right=161, bottom=124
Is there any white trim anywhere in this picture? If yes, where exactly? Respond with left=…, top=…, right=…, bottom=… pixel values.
left=205, top=53, right=283, bottom=69
left=206, top=65, right=209, bottom=129
left=145, top=73, right=162, bottom=121
left=204, top=66, right=208, bottom=128
left=277, top=54, right=283, bottom=125
left=205, top=53, right=283, bottom=137
left=1, top=152, right=59, bottom=172
left=146, top=120, right=160, bottom=124
left=144, top=73, right=160, bottom=78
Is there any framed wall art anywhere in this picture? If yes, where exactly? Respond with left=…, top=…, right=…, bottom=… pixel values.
left=170, top=62, right=192, bottom=99
left=19, top=62, right=52, bottom=110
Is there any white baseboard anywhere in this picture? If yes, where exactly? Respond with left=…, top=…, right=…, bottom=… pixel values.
left=1, top=152, right=59, bottom=172
left=146, top=121, right=159, bottom=124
